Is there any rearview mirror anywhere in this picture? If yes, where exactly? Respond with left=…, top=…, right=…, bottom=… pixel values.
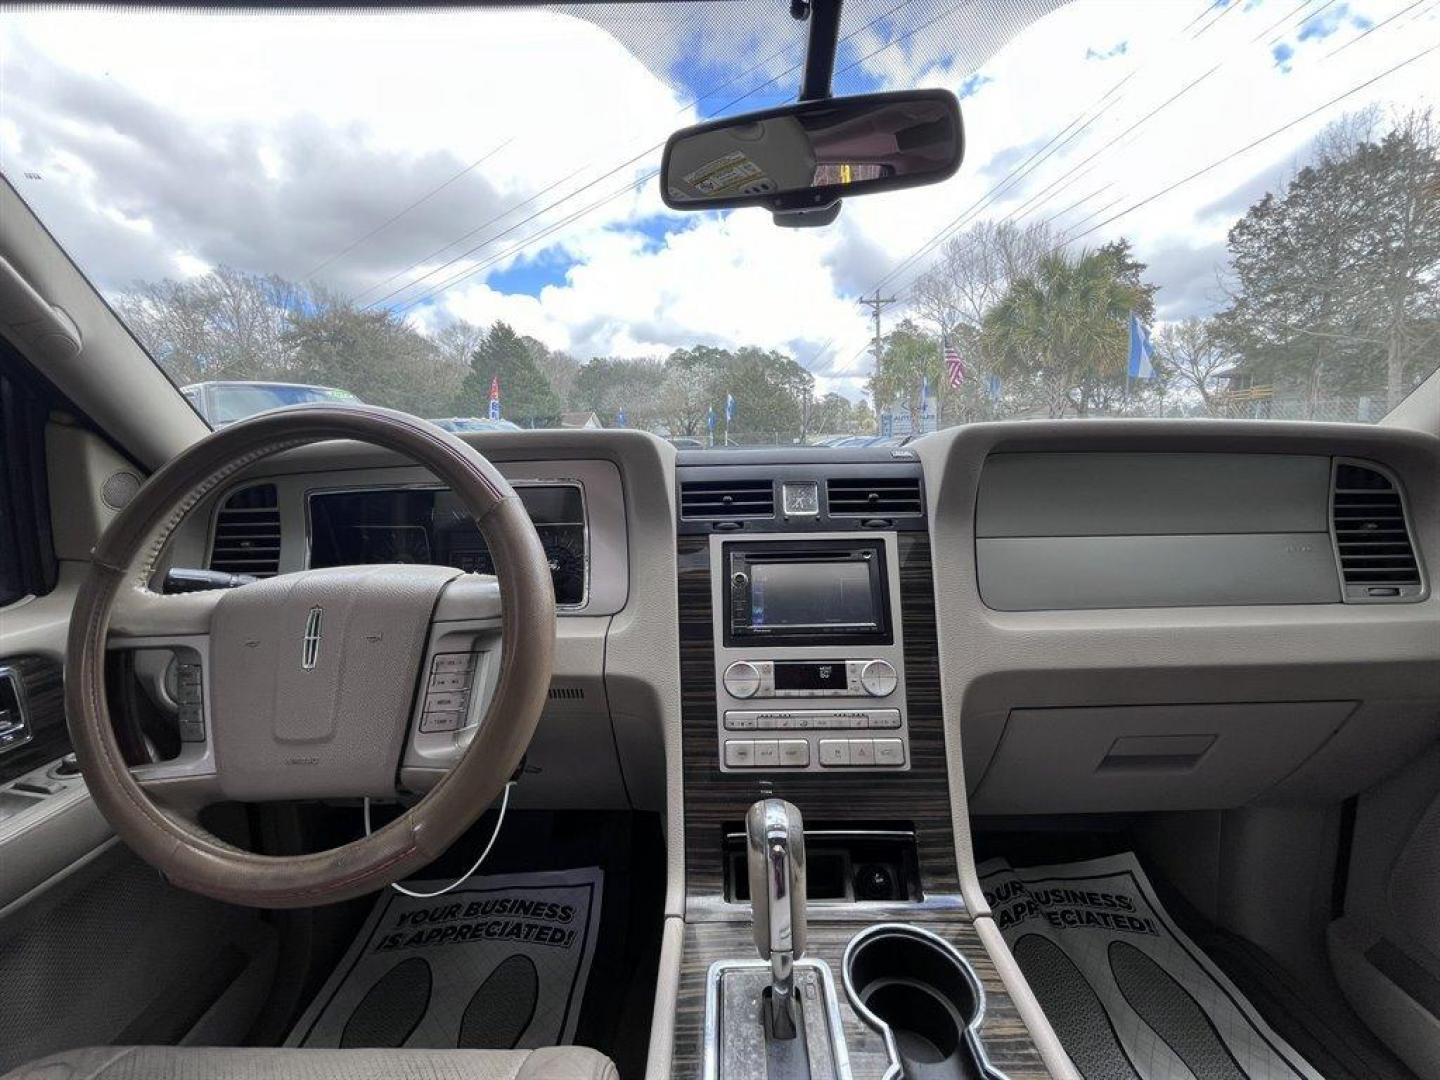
left=661, top=89, right=963, bottom=223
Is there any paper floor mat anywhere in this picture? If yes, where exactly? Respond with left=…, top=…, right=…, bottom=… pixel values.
left=978, top=853, right=1323, bottom=1080
left=288, top=867, right=602, bottom=1050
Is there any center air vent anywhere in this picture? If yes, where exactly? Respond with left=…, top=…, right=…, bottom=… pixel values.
left=1331, top=461, right=1423, bottom=602
left=680, top=479, right=774, bottom=520
left=827, top=476, right=923, bottom=517
left=209, top=484, right=281, bottom=577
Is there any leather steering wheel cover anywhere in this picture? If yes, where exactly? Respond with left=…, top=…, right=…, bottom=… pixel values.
left=65, top=406, right=556, bottom=908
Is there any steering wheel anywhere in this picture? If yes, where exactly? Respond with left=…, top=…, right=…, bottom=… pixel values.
left=65, top=406, right=556, bottom=908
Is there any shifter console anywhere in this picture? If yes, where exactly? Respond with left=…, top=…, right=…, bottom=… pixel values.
left=704, top=800, right=851, bottom=1080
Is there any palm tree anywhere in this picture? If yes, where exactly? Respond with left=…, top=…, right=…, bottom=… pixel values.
left=982, top=246, right=1148, bottom=417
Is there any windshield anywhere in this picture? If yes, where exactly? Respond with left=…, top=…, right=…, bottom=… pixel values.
left=3, top=1, right=1437, bottom=442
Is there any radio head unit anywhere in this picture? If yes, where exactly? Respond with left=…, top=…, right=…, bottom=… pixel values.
left=724, top=539, right=890, bottom=647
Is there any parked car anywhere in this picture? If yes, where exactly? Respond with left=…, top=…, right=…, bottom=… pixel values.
left=181, top=381, right=362, bottom=426
left=428, top=417, right=525, bottom=433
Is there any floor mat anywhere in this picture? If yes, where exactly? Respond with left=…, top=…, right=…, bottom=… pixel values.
left=287, top=867, right=603, bottom=1050
left=978, top=853, right=1324, bottom=1080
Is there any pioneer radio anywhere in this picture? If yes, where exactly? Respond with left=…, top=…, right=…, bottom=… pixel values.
left=724, top=539, right=890, bottom=647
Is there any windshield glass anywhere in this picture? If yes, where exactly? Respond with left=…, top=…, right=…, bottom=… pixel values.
left=3, top=1, right=1437, bottom=442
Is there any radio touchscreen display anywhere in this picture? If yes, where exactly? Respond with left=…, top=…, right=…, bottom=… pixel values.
left=725, top=540, right=890, bottom=645
left=751, top=561, right=875, bottom=629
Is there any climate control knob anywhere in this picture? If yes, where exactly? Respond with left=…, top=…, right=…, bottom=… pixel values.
left=858, top=659, right=898, bottom=698
left=723, top=661, right=763, bottom=699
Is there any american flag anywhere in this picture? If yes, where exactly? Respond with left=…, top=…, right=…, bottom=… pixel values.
left=944, top=342, right=967, bottom=389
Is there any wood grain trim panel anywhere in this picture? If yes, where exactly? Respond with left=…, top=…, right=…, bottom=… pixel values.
left=671, top=918, right=1048, bottom=1079
left=1, top=655, right=67, bottom=783
left=678, top=533, right=960, bottom=906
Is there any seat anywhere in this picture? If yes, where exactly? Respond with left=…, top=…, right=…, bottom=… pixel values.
left=0, top=1046, right=619, bottom=1080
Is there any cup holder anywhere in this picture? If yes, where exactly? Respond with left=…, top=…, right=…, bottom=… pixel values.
left=842, top=924, right=1000, bottom=1080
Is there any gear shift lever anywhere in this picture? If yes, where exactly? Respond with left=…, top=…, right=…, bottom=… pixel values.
left=746, top=798, right=807, bottom=1040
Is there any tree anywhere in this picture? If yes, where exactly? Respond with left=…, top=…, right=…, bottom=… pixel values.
left=809, top=391, right=858, bottom=434
left=981, top=244, right=1152, bottom=417
left=1217, top=109, right=1440, bottom=413
left=453, top=321, right=561, bottom=425
left=867, top=319, right=940, bottom=428
left=657, top=346, right=729, bottom=435
left=116, top=265, right=303, bottom=385
left=571, top=356, right=666, bottom=426
left=521, top=335, right=581, bottom=406
left=286, top=290, right=456, bottom=417
left=1153, top=317, right=1230, bottom=414
left=725, top=347, right=813, bottom=439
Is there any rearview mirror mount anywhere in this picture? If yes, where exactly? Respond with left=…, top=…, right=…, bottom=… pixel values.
left=661, top=89, right=963, bottom=228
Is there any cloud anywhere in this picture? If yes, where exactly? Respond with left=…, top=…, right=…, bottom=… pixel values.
left=1271, top=42, right=1294, bottom=72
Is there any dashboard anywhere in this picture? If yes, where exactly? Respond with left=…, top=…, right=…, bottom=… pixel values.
left=142, top=421, right=1438, bottom=823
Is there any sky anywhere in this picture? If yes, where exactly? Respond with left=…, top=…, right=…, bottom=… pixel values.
left=2, top=0, right=1437, bottom=399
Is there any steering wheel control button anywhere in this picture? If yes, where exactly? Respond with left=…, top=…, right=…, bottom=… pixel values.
left=858, top=659, right=898, bottom=697
left=427, top=670, right=469, bottom=692
left=779, top=739, right=810, bottom=766
left=432, top=652, right=477, bottom=673
left=424, top=691, right=468, bottom=713
left=724, top=740, right=756, bottom=767
left=874, top=738, right=906, bottom=766
left=818, top=739, right=850, bottom=766
left=420, top=711, right=462, bottom=733
left=178, top=701, right=206, bottom=743
left=722, top=660, right=764, bottom=699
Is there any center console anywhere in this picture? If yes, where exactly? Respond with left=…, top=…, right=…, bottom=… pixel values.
left=671, top=451, right=1049, bottom=1080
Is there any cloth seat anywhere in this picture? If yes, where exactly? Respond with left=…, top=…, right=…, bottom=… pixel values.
left=0, top=1046, right=618, bottom=1080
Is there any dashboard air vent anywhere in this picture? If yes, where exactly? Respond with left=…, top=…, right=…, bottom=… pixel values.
left=209, top=484, right=281, bottom=577
left=827, top=476, right=923, bottom=517
left=680, top=479, right=774, bottom=520
left=1331, top=462, right=1422, bottom=602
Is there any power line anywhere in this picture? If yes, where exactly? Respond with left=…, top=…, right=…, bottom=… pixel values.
left=1054, top=40, right=1440, bottom=251
left=303, top=137, right=514, bottom=281
left=384, top=0, right=997, bottom=315
left=394, top=172, right=659, bottom=313
left=868, top=0, right=1230, bottom=295
left=883, top=0, right=1412, bottom=307
left=1326, top=0, right=1431, bottom=58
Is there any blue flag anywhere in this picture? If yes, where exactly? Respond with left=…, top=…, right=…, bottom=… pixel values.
left=725, top=393, right=735, bottom=423
left=1128, top=313, right=1156, bottom=379
left=616, top=407, right=627, bottom=428
left=985, top=373, right=1003, bottom=400
left=706, top=405, right=716, bottom=431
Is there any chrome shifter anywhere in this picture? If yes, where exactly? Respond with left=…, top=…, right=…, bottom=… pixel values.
left=745, top=798, right=807, bottom=1040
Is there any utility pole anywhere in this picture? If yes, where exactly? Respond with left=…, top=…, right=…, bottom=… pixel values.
left=859, top=291, right=897, bottom=432
left=859, top=291, right=898, bottom=364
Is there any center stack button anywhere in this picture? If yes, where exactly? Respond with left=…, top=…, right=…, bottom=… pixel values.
left=723, top=660, right=763, bottom=699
